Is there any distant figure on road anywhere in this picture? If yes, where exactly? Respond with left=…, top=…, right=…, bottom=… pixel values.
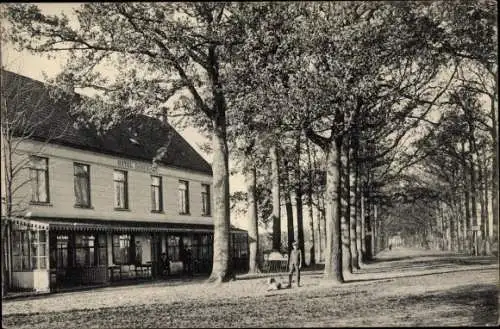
left=389, top=243, right=392, bottom=251
left=288, top=241, right=302, bottom=288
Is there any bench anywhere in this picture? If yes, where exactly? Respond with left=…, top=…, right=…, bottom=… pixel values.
left=262, top=251, right=288, bottom=273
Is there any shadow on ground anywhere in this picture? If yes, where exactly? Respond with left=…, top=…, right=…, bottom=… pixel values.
left=359, top=254, right=499, bottom=274
left=385, top=283, right=498, bottom=325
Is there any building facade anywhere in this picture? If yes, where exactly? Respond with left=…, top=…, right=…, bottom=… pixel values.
left=1, top=70, right=248, bottom=293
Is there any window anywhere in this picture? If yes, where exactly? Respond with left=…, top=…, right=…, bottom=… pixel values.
left=74, top=235, right=95, bottom=267
left=30, top=156, right=49, bottom=203
left=201, top=184, right=211, bottom=216
left=31, top=230, right=48, bottom=270
left=112, top=234, right=132, bottom=265
left=178, top=180, right=189, bottom=214
left=199, top=234, right=213, bottom=261
left=52, top=235, right=69, bottom=269
left=231, top=233, right=249, bottom=259
left=151, top=175, right=163, bottom=212
left=114, top=170, right=128, bottom=209
left=12, top=231, right=30, bottom=271
left=167, top=235, right=181, bottom=262
left=12, top=230, right=48, bottom=271
left=74, top=163, right=91, bottom=207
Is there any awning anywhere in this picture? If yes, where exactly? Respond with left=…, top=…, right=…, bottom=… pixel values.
left=9, top=217, right=246, bottom=234
left=7, top=217, right=50, bottom=230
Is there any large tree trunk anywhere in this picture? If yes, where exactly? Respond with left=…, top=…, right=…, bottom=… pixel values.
left=284, top=162, right=295, bottom=254
left=306, top=140, right=315, bottom=265
left=461, top=142, right=472, bottom=254
left=323, top=138, right=343, bottom=283
left=270, top=144, right=281, bottom=251
left=373, top=203, right=378, bottom=255
left=208, top=115, right=232, bottom=283
left=295, top=137, right=305, bottom=264
left=489, top=90, right=498, bottom=242
left=245, top=162, right=259, bottom=273
left=481, top=150, right=491, bottom=255
left=348, top=147, right=359, bottom=270
left=360, top=189, right=367, bottom=262
left=340, top=144, right=352, bottom=274
left=469, top=146, right=479, bottom=256
left=355, top=161, right=364, bottom=268
left=477, top=151, right=489, bottom=255
left=364, top=174, right=374, bottom=260
left=317, top=196, right=324, bottom=262
left=457, top=192, right=464, bottom=252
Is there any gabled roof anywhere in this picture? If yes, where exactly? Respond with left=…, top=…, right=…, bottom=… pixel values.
left=1, top=70, right=212, bottom=175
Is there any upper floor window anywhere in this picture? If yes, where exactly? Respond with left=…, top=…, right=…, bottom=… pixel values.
left=201, top=184, right=211, bottom=216
left=151, top=175, right=163, bottom=212
left=114, top=170, right=128, bottom=209
left=178, top=180, right=189, bottom=214
left=74, top=163, right=91, bottom=208
left=30, top=156, right=49, bottom=203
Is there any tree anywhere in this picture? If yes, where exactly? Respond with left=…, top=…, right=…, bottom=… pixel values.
left=428, top=0, right=498, bottom=241
left=1, top=68, right=70, bottom=296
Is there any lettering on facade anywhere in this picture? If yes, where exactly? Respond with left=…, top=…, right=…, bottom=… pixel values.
left=117, top=159, right=158, bottom=173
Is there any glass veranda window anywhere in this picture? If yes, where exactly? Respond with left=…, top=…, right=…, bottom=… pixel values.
left=12, top=229, right=48, bottom=271
left=112, top=234, right=131, bottom=264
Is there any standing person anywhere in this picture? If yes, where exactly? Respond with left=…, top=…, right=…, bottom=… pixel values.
left=160, top=252, right=169, bottom=278
left=288, top=241, right=302, bottom=288
left=185, top=248, right=193, bottom=276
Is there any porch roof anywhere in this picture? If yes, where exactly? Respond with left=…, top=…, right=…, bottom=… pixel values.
left=7, top=217, right=246, bottom=234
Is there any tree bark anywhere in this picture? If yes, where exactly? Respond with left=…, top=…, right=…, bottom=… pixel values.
left=360, top=189, right=367, bottom=262
left=295, top=136, right=305, bottom=265
left=355, top=161, right=364, bottom=268
left=306, top=140, right=315, bottom=265
left=348, top=146, right=359, bottom=270
left=468, top=144, right=479, bottom=256
left=461, top=141, right=472, bottom=254
left=489, top=89, right=498, bottom=242
left=340, top=143, right=352, bottom=274
left=311, top=144, right=324, bottom=262
left=317, top=195, right=324, bottom=262
left=481, top=149, right=491, bottom=255
left=323, top=138, right=343, bottom=283
left=208, top=114, right=232, bottom=283
left=284, top=162, right=295, bottom=254
left=270, top=144, right=281, bottom=251
left=245, top=162, right=259, bottom=273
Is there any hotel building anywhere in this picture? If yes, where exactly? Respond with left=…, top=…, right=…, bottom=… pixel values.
left=1, top=70, right=248, bottom=293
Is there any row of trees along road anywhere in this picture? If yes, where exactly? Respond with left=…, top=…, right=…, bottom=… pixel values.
left=2, top=1, right=497, bottom=285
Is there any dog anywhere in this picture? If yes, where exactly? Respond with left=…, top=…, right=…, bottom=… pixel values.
left=267, top=277, right=290, bottom=291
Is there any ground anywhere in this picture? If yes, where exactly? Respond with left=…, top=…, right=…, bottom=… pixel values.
left=2, top=248, right=499, bottom=328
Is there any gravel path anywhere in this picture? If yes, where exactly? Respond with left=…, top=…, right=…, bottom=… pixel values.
left=2, top=248, right=498, bottom=327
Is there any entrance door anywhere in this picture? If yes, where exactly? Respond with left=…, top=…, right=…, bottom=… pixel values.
left=151, top=234, right=162, bottom=278
left=49, top=233, right=70, bottom=288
